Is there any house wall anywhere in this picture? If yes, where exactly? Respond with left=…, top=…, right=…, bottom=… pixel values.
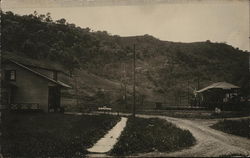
left=2, top=62, right=54, bottom=112
left=0, top=74, right=7, bottom=110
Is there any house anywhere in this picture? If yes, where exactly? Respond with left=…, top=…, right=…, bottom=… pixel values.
left=1, top=59, right=73, bottom=112
left=195, top=82, right=241, bottom=109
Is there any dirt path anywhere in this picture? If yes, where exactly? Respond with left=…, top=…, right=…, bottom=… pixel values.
left=137, top=114, right=250, bottom=157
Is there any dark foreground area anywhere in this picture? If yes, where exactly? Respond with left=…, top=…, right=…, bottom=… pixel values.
left=110, top=117, right=196, bottom=156
left=211, top=118, right=250, bottom=139
left=0, top=112, right=120, bottom=157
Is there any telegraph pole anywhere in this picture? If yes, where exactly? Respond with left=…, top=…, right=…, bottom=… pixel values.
left=120, top=63, right=127, bottom=110
left=249, top=0, right=250, bottom=73
left=248, top=0, right=250, bottom=104
left=123, top=64, right=127, bottom=110
left=132, top=44, right=136, bottom=118
left=187, top=80, right=190, bottom=106
left=174, top=77, right=177, bottom=106
left=73, top=71, right=80, bottom=110
left=248, top=0, right=250, bottom=101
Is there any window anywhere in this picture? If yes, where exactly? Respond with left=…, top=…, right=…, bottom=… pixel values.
left=5, top=70, right=16, bottom=81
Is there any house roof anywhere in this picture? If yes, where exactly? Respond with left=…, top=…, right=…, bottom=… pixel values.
left=7, top=59, right=71, bottom=88
left=196, top=82, right=239, bottom=93
left=2, top=53, right=71, bottom=76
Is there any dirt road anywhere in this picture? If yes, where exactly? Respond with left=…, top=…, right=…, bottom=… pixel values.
left=86, top=112, right=250, bottom=157
left=138, top=114, right=250, bottom=157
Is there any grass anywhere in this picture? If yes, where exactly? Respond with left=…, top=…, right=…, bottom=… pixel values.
left=211, top=119, right=250, bottom=139
left=1, top=112, right=120, bottom=157
left=110, top=117, right=196, bottom=156
left=137, top=110, right=250, bottom=119
left=219, top=153, right=249, bottom=157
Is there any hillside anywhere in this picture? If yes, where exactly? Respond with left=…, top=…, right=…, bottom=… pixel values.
left=2, top=11, right=249, bottom=109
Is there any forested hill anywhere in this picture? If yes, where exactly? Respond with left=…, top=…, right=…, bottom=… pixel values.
left=2, top=11, right=249, bottom=105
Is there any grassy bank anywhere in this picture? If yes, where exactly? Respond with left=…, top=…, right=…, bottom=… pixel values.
left=1, top=112, right=120, bottom=157
left=219, top=153, right=249, bottom=157
left=110, top=117, right=195, bottom=156
left=137, top=110, right=250, bottom=119
left=211, top=119, right=250, bottom=139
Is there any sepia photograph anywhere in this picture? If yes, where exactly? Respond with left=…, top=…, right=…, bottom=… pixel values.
left=0, top=0, right=250, bottom=157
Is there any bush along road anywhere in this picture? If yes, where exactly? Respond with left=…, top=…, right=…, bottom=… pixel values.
left=211, top=118, right=250, bottom=139
left=110, top=117, right=195, bottom=156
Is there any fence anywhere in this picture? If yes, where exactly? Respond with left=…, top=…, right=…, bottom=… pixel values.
left=10, top=103, right=40, bottom=110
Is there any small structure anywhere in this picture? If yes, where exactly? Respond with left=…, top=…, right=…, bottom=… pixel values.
left=1, top=59, right=72, bottom=112
left=196, top=82, right=240, bottom=109
left=98, top=105, right=112, bottom=112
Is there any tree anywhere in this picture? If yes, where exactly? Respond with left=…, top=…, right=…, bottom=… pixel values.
left=45, top=12, right=52, bottom=23
left=56, top=18, right=66, bottom=25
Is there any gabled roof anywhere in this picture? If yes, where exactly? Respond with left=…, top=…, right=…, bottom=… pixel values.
left=197, top=82, right=239, bottom=93
left=6, top=59, right=71, bottom=88
left=2, top=53, right=71, bottom=76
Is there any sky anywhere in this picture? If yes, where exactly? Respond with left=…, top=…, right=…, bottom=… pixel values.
left=2, top=0, right=250, bottom=51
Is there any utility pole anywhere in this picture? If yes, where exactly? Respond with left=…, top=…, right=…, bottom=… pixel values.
left=249, top=0, right=250, bottom=73
left=248, top=0, right=250, bottom=104
left=249, top=0, right=250, bottom=72
left=74, top=73, right=80, bottom=110
left=179, top=95, right=181, bottom=106
left=0, top=0, right=2, bottom=115
left=120, top=63, right=127, bottom=110
left=196, top=74, right=200, bottom=106
left=197, top=76, right=200, bottom=90
left=187, top=80, right=190, bottom=106
left=132, top=44, right=136, bottom=118
left=123, top=63, right=127, bottom=110
left=174, top=77, right=177, bottom=106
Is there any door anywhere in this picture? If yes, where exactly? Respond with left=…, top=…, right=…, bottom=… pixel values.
left=48, top=86, right=61, bottom=112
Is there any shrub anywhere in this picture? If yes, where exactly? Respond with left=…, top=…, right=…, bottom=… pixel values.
left=110, top=117, right=195, bottom=155
left=211, top=118, right=250, bottom=139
